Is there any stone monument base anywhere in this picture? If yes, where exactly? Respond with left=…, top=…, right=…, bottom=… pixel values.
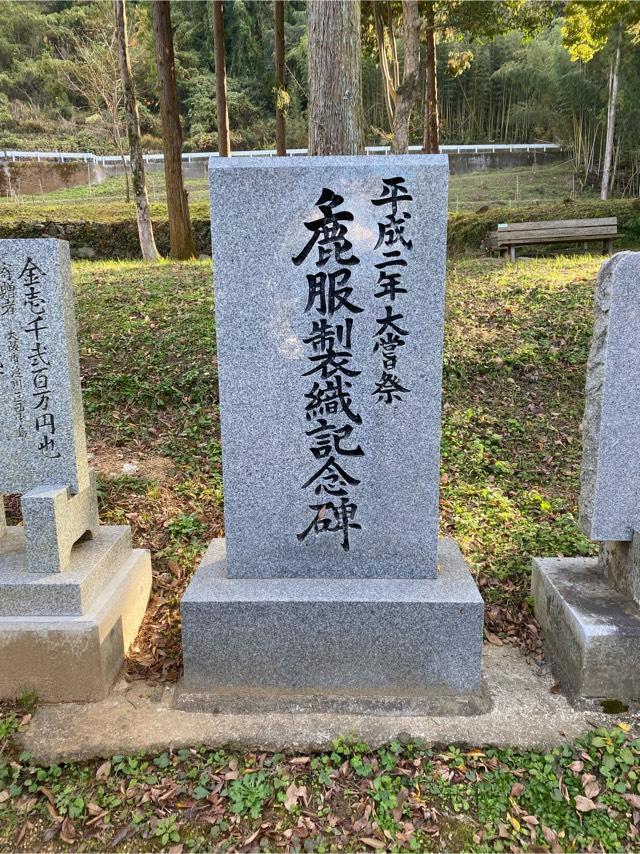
left=0, top=525, right=151, bottom=702
left=175, top=538, right=487, bottom=715
left=532, top=556, right=640, bottom=701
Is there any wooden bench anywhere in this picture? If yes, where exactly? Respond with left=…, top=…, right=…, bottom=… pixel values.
left=487, top=217, right=618, bottom=261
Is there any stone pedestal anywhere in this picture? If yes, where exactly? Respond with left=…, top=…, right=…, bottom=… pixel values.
left=0, top=525, right=151, bottom=701
left=176, top=538, right=485, bottom=714
left=532, top=556, right=640, bottom=701
left=533, top=253, right=640, bottom=701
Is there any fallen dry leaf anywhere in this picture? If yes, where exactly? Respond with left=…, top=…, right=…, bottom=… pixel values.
left=575, top=795, right=596, bottom=813
left=38, top=787, right=56, bottom=807
left=42, top=820, right=62, bottom=843
left=96, top=760, right=111, bottom=780
left=45, top=801, right=59, bottom=822
left=284, top=782, right=307, bottom=812
left=110, top=825, right=135, bottom=848
left=584, top=781, right=600, bottom=800
left=360, top=837, right=386, bottom=850
left=60, top=817, right=76, bottom=844
left=16, top=822, right=29, bottom=845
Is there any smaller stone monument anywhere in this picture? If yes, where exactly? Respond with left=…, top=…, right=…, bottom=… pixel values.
left=0, top=239, right=151, bottom=701
left=533, top=252, right=640, bottom=700
left=177, top=155, right=484, bottom=714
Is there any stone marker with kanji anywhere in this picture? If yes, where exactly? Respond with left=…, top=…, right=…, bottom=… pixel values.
left=0, top=239, right=151, bottom=702
left=176, top=155, right=485, bottom=713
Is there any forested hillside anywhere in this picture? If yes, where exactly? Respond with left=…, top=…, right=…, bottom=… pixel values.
left=1, top=1, right=639, bottom=193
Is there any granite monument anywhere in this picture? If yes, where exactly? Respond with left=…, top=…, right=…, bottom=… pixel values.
left=533, top=252, right=640, bottom=700
left=177, top=155, right=485, bottom=713
left=0, top=238, right=151, bottom=701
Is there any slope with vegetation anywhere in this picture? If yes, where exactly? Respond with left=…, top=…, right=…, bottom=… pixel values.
left=1, top=194, right=639, bottom=259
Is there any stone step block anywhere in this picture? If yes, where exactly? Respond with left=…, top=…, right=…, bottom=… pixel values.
left=0, top=525, right=133, bottom=617
left=533, top=555, right=640, bottom=700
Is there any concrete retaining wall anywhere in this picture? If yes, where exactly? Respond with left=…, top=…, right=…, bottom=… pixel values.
left=0, top=161, right=106, bottom=197
left=101, top=149, right=566, bottom=180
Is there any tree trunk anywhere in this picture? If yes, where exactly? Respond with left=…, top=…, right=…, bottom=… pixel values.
left=610, top=138, right=620, bottom=196
left=118, top=146, right=130, bottom=203
left=307, top=0, right=363, bottom=155
left=601, top=31, right=621, bottom=201
left=114, top=0, right=160, bottom=261
left=373, top=2, right=395, bottom=130
left=275, top=0, right=286, bottom=155
left=386, top=3, right=400, bottom=96
left=390, top=0, right=420, bottom=154
left=423, top=0, right=439, bottom=153
left=213, top=0, right=231, bottom=157
left=151, top=0, right=196, bottom=259
left=111, top=107, right=130, bottom=203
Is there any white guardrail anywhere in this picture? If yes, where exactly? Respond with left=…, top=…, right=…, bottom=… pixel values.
left=1, top=143, right=562, bottom=165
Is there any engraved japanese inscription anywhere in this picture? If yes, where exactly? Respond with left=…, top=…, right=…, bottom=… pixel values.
left=292, top=178, right=414, bottom=552
left=0, top=239, right=89, bottom=496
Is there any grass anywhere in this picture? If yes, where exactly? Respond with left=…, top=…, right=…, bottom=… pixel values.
left=71, top=259, right=223, bottom=681
left=448, top=159, right=595, bottom=211
left=1, top=712, right=640, bottom=851
left=0, top=173, right=212, bottom=220
left=1, top=171, right=210, bottom=206
left=78, top=258, right=218, bottom=461
left=445, top=254, right=599, bottom=641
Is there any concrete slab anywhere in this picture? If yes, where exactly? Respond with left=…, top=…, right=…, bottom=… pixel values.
left=533, top=555, right=640, bottom=700
left=20, top=644, right=639, bottom=766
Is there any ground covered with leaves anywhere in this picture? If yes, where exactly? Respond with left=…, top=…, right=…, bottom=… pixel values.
left=2, top=709, right=640, bottom=851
